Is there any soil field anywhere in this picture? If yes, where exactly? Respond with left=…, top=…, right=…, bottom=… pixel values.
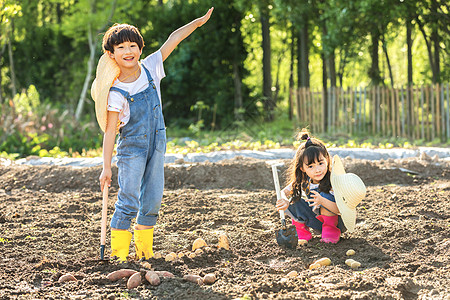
left=0, top=154, right=449, bottom=299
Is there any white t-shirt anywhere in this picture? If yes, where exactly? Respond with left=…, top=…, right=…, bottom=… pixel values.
left=107, top=50, right=165, bottom=127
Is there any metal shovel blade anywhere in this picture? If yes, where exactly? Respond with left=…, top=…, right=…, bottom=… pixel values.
left=276, top=225, right=298, bottom=249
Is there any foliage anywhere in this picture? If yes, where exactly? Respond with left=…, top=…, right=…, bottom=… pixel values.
left=0, top=0, right=448, bottom=157
left=0, top=86, right=101, bottom=158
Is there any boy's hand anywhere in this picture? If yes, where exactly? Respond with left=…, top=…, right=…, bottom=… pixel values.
left=99, top=168, right=112, bottom=192
left=197, top=7, right=214, bottom=27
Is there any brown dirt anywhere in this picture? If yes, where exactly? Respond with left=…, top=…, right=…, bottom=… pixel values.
left=0, top=155, right=449, bottom=299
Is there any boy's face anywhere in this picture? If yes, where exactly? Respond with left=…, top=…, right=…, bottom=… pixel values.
left=108, top=41, right=142, bottom=71
left=301, top=154, right=328, bottom=184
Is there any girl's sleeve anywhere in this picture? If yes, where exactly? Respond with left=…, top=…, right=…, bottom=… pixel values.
left=282, top=182, right=294, bottom=197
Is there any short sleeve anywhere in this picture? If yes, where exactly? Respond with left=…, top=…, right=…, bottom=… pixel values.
left=141, top=50, right=165, bottom=81
left=107, top=91, right=125, bottom=112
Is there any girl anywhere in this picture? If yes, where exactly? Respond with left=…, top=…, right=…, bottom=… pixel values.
left=276, top=130, right=345, bottom=244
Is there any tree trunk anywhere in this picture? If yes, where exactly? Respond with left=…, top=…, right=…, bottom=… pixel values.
left=406, top=18, right=413, bottom=85
left=7, top=21, right=17, bottom=98
left=75, top=27, right=96, bottom=120
left=75, top=0, right=118, bottom=121
left=368, top=31, right=383, bottom=86
left=322, top=51, right=328, bottom=132
left=328, top=50, right=336, bottom=88
left=0, top=43, right=6, bottom=103
left=288, top=26, right=295, bottom=120
left=337, top=48, right=348, bottom=88
left=432, top=29, right=440, bottom=83
left=233, top=62, right=243, bottom=121
left=299, top=19, right=310, bottom=87
left=381, top=35, right=394, bottom=87
left=416, top=18, right=437, bottom=83
left=260, top=4, right=273, bottom=121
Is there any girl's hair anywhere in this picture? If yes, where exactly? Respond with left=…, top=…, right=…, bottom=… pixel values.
left=102, top=24, right=144, bottom=53
left=286, top=129, right=332, bottom=202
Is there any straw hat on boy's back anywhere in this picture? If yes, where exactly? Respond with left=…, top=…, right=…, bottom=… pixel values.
left=91, top=53, right=120, bottom=132
left=331, top=155, right=366, bottom=232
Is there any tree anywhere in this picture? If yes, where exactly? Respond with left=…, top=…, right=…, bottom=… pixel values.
left=61, top=0, right=119, bottom=120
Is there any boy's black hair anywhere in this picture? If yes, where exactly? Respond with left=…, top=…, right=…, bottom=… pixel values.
left=102, top=24, right=144, bottom=53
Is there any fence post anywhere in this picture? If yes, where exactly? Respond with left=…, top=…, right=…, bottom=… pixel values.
left=420, top=86, right=424, bottom=140
left=363, top=87, right=367, bottom=133
left=431, top=85, right=435, bottom=140
left=446, top=83, right=450, bottom=141
left=401, top=86, right=405, bottom=137
left=441, top=84, right=446, bottom=142
left=435, top=83, right=440, bottom=139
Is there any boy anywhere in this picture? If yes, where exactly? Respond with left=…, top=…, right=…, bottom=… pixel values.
left=91, top=7, right=213, bottom=261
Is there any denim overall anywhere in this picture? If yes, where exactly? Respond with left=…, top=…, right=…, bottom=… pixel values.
left=109, top=66, right=166, bottom=230
left=286, top=185, right=347, bottom=232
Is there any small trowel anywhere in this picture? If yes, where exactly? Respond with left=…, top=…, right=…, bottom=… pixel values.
left=271, top=164, right=298, bottom=249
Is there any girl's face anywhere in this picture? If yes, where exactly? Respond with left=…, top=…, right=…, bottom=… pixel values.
left=302, top=154, right=328, bottom=184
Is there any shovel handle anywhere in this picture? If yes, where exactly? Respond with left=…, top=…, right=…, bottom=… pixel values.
left=100, top=185, right=108, bottom=259
left=271, top=165, right=286, bottom=228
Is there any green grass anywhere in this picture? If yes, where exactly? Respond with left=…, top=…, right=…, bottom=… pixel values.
left=1, top=115, right=448, bottom=159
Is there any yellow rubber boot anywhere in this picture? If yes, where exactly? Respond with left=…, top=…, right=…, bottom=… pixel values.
left=134, top=228, right=154, bottom=260
left=110, top=230, right=132, bottom=262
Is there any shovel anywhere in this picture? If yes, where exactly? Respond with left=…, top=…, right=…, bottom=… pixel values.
left=271, top=164, right=298, bottom=249
left=100, top=185, right=109, bottom=260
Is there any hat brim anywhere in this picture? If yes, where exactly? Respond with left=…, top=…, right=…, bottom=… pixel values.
left=331, top=155, right=357, bottom=232
left=91, top=53, right=120, bottom=132
left=334, top=188, right=357, bottom=232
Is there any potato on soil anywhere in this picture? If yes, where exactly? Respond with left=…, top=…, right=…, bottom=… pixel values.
left=58, top=273, right=77, bottom=283
left=127, top=272, right=142, bottom=289
left=314, top=257, right=331, bottom=266
left=188, top=252, right=196, bottom=259
left=145, top=271, right=161, bottom=286
left=183, top=274, right=204, bottom=285
left=153, top=252, right=162, bottom=259
left=155, top=271, right=175, bottom=278
left=345, top=259, right=361, bottom=269
left=106, top=269, right=138, bottom=281
left=141, top=261, right=152, bottom=269
left=286, top=271, right=298, bottom=277
left=165, top=252, right=177, bottom=262
left=203, top=273, right=216, bottom=285
left=298, top=239, right=308, bottom=246
left=308, top=263, right=321, bottom=270
left=194, top=248, right=204, bottom=255
left=218, top=234, right=230, bottom=250
left=192, top=238, right=207, bottom=251
left=346, top=249, right=356, bottom=256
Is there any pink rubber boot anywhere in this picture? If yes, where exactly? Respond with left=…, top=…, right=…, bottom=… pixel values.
left=317, top=215, right=341, bottom=243
left=292, top=219, right=312, bottom=241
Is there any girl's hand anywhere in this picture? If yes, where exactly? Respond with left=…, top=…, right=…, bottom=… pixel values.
left=308, top=191, right=325, bottom=210
left=276, top=198, right=290, bottom=211
left=99, top=168, right=112, bottom=192
left=197, top=7, right=214, bottom=27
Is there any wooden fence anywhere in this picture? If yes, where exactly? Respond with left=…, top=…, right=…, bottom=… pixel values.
left=293, top=83, right=450, bottom=141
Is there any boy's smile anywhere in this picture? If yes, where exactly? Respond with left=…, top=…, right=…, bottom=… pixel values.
left=108, top=41, right=142, bottom=74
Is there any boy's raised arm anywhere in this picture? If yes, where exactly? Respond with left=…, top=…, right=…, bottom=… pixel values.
left=160, top=7, right=213, bottom=61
